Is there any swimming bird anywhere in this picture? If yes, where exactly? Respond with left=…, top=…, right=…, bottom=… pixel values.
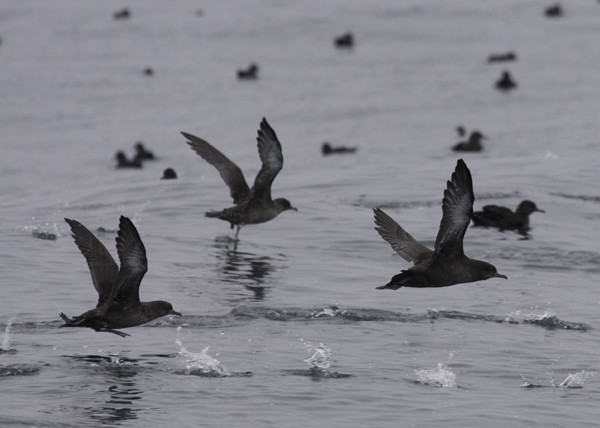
left=487, top=52, right=517, bottom=63
left=374, top=159, right=507, bottom=289
left=495, top=70, right=517, bottom=92
left=237, top=63, right=258, bottom=80
left=321, top=142, right=357, bottom=155
left=452, top=131, right=485, bottom=152
left=161, top=168, right=177, bottom=180
left=472, top=200, right=544, bottom=236
left=334, top=33, right=354, bottom=48
left=182, top=118, right=296, bottom=240
left=133, top=142, right=155, bottom=161
left=113, top=8, right=131, bottom=20
left=115, top=151, right=142, bottom=169
left=60, top=216, right=181, bottom=337
left=545, top=4, right=563, bottom=17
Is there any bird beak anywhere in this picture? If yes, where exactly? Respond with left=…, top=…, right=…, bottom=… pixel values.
left=495, top=273, right=508, bottom=280
left=170, top=310, right=182, bottom=317
left=291, top=207, right=298, bottom=211
left=536, top=208, right=545, bottom=213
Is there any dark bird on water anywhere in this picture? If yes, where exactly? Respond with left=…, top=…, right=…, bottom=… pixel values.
left=237, top=63, right=258, bottom=80
left=545, top=4, right=563, bottom=17
left=113, top=8, right=131, bottom=20
left=373, top=159, right=507, bottom=289
left=487, top=52, right=517, bottom=63
left=115, top=151, right=142, bottom=169
left=334, top=32, right=354, bottom=48
left=495, top=70, right=517, bottom=92
left=161, top=168, right=177, bottom=180
left=182, top=118, right=296, bottom=240
left=134, top=141, right=155, bottom=161
left=472, top=200, right=544, bottom=237
left=452, top=131, right=485, bottom=152
left=321, top=142, right=357, bottom=155
left=60, top=216, right=181, bottom=337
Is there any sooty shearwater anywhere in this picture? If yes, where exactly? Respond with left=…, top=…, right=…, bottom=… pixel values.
left=487, top=52, right=517, bottom=63
left=495, top=70, right=517, bottom=92
left=321, top=142, right=357, bottom=155
left=134, top=142, right=155, bottom=161
left=472, top=200, right=544, bottom=236
left=237, top=63, right=258, bottom=80
left=334, top=32, right=354, bottom=48
left=60, top=216, right=181, bottom=337
left=452, top=131, right=485, bottom=152
left=161, top=168, right=177, bottom=180
left=115, top=151, right=142, bottom=169
left=182, top=118, right=296, bottom=240
left=374, top=159, right=507, bottom=289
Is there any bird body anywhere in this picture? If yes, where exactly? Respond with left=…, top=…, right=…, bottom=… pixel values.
left=60, top=216, right=181, bottom=337
left=452, top=131, right=485, bottom=152
left=374, top=159, right=507, bottom=289
left=472, top=200, right=544, bottom=236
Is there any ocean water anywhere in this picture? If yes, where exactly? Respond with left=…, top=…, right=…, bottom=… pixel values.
left=1, top=0, right=600, bottom=427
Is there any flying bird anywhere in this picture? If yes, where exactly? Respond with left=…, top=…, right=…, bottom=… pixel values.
left=60, top=216, right=181, bottom=337
left=374, top=159, right=507, bottom=289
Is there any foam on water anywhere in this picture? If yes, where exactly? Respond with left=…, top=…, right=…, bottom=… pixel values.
left=415, top=354, right=457, bottom=388
left=301, top=339, right=332, bottom=370
left=175, top=327, right=230, bottom=377
left=1, top=317, right=15, bottom=352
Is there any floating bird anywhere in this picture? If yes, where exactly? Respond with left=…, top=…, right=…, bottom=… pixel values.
left=487, top=52, right=517, bottom=63
left=334, top=32, right=354, bottom=48
left=115, top=151, right=142, bottom=169
left=472, top=200, right=544, bottom=236
left=113, top=8, right=131, bottom=20
left=237, top=63, right=258, bottom=80
left=321, top=142, right=357, bottom=155
left=452, top=131, right=485, bottom=152
left=143, top=67, right=154, bottom=76
left=495, top=70, right=517, bottom=92
left=545, top=4, right=563, bottom=17
left=134, top=142, right=155, bottom=161
left=182, top=118, right=296, bottom=240
left=60, top=216, right=181, bottom=337
left=161, top=168, right=177, bottom=180
left=374, top=159, right=507, bottom=289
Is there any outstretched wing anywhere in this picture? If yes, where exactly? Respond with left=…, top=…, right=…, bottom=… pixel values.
left=65, top=218, right=119, bottom=307
left=252, top=118, right=284, bottom=201
left=182, top=131, right=250, bottom=205
left=110, top=216, right=148, bottom=306
left=373, top=208, right=432, bottom=265
left=433, top=159, right=474, bottom=258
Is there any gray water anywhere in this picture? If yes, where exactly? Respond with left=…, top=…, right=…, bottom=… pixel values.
left=2, top=0, right=600, bottom=427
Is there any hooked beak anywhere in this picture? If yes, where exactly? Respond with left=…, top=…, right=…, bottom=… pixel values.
left=536, top=208, right=545, bottom=213
left=495, top=273, right=508, bottom=280
left=290, top=207, right=298, bottom=212
left=170, top=310, right=183, bottom=317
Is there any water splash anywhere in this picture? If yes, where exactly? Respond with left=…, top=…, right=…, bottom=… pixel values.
left=558, top=371, right=592, bottom=388
left=301, top=340, right=331, bottom=370
left=1, top=317, right=16, bottom=352
left=174, top=327, right=230, bottom=377
left=415, top=355, right=457, bottom=388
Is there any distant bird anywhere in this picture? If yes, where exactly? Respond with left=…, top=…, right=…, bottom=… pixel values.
left=60, top=216, right=181, bottom=337
left=472, top=200, right=544, bottom=236
left=456, top=126, right=466, bottom=138
left=113, top=8, right=131, bottom=20
left=143, top=67, right=154, bottom=76
left=161, top=168, right=177, bottom=180
left=545, top=4, right=563, bottom=17
left=237, top=63, right=258, bottom=80
left=334, top=32, right=354, bottom=48
left=134, top=142, right=155, bottom=161
left=452, top=131, right=485, bottom=152
left=321, top=142, right=357, bottom=155
left=487, top=52, right=517, bottom=63
left=115, top=151, right=142, bottom=169
left=495, top=70, right=517, bottom=92
left=182, top=118, right=296, bottom=240
left=373, top=159, right=507, bottom=289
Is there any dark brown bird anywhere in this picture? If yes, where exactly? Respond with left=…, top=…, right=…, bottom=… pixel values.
left=237, top=63, right=258, bottom=80
left=321, top=142, right=357, bottom=155
left=452, top=131, right=485, bottom=152
left=60, top=216, right=181, bottom=337
left=115, top=151, right=142, bottom=169
left=374, top=159, right=507, bottom=289
left=334, top=33, right=354, bottom=48
left=182, top=118, right=296, bottom=240
left=472, top=200, right=544, bottom=236
left=487, top=52, right=517, bottom=63
left=495, top=70, right=517, bottom=92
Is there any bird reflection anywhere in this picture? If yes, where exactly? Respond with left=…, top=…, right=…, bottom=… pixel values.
left=212, top=240, right=280, bottom=300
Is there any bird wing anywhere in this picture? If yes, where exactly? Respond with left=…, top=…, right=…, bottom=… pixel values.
left=65, top=218, right=119, bottom=307
left=373, top=208, right=433, bottom=264
left=110, top=216, right=148, bottom=306
left=251, top=118, right=284, bottom=201
left=182, top=131, right=250, bottom=205
left=433, top=159, right=474, bottom=258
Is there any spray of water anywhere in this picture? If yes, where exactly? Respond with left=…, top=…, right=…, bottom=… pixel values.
left=1, top=317, right=15, bottom=351
left=174, top=327, right=229, bottom=376
left=301, top=339, right=332, bottom=369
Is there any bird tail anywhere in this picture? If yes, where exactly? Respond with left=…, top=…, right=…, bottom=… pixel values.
left=59, top=312, right=75, bottom=327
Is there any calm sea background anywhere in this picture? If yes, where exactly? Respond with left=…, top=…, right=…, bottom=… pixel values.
left=2, top=1, right=600, bottom=427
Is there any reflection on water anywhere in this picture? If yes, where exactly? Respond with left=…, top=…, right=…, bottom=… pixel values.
left=212, top=238, right=286, bottom=301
